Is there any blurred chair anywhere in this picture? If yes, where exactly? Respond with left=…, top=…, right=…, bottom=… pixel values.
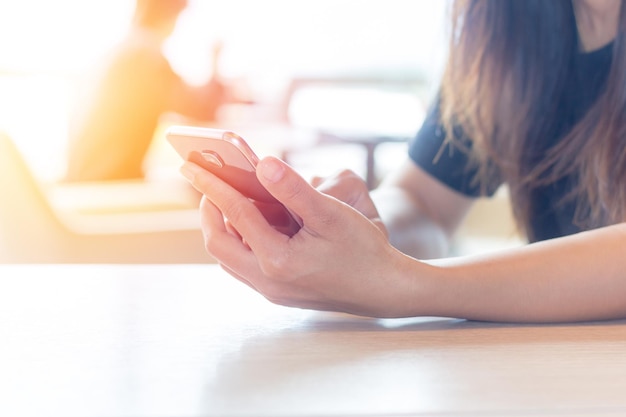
left=0, top=132, right=213, bottom=263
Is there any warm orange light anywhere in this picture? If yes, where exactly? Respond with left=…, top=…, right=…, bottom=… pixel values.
left=0, top=0, right=447, bottom=182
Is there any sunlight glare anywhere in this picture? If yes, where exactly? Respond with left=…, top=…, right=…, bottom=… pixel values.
left=0, top=0, right=447, bottom=181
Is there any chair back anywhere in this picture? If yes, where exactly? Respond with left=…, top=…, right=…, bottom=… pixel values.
left=1, top=133, right=213, bottom=263
left=0, top=133, right=68, bottom=261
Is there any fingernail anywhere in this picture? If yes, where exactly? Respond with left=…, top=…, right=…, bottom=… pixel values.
left=179, top=163, right=196, bottom=182
left=259, top=158, right=285, bottom=183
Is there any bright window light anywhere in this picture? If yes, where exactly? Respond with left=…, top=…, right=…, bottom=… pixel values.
left=0, top=0, right=447, bottom=181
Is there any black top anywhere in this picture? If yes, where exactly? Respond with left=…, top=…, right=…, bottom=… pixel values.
left=408, top=42, right=613, bottom=242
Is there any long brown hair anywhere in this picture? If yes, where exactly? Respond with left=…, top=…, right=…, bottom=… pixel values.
left=440, top=0, right=626, bottom=241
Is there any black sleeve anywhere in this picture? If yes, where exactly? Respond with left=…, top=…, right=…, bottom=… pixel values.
left=408, top=96, right=501, bottom=197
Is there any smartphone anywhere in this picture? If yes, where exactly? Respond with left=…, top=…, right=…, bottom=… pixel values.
left=166, top=126, right=302, bottom=236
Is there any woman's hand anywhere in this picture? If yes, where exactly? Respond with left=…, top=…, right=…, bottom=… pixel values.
left=311, top=170, right=388, bottom=239
left=180, top=157, right=421, bottom=317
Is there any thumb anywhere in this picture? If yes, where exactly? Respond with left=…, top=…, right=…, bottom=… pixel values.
left=256, top=157, right=336, bottom=230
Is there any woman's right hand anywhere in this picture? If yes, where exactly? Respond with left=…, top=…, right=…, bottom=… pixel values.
left=180, top=157, right=429, bottom=318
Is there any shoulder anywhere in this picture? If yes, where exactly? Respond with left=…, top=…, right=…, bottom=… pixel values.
left=408, top=95, right=500, bottom=197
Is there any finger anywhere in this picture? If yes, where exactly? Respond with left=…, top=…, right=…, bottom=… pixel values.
left=199, top=192, right=277, bottom=295
left=198, top=195, right=227, bottom=236
left=198, top=198, right=247, bottom=246
left=310, top=175, right=324, bottom=188
left=184, top=161, right=277, bottom=237
left=224, top=219, right=251, bottom=250
left=313, top=169, right=368, bottom=207
left=256, top=157, right=350, bottom=232
left=224, top=218, right=244, bottom=242
left=183, top=161, right=289, bottom=253
left=198, top=195, right=259, bottom=269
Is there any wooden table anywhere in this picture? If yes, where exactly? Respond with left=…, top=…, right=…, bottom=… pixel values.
left=1, top=264, right=626, bottom=417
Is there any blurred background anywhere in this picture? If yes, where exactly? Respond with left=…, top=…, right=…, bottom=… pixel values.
left=0, top=0, right=447, bottom=182
left=0, top=0, right=521, bottom=263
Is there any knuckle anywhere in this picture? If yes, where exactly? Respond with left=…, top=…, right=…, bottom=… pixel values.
left=220, top=198, right=248, bottom=224
left=193, top=171, right=215, bottom=193
left=258, top=249, right=294, bottom=279
left=203, top=233, right=221, bottom=256
left=316, top=210, right=339, bottom=230
left=260, top=256, right=288, bottom=278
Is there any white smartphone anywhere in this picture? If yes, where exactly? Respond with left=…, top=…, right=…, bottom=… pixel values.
left=166, top=126, right=302, bottom=236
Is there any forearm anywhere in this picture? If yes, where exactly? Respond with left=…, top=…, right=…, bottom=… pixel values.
left=407, top=223, right=626, bottom=322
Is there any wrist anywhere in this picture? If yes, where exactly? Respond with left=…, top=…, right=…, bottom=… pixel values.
left=374, top=249, right=450, bottom=318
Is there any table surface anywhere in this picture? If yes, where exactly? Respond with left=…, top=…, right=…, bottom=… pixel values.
left=1, top=264, right=626, bottom=417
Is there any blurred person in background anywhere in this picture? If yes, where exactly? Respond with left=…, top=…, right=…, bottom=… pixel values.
left=65, top=0, right=229, bottom=182
left=180, top=0, right=626, bottom=323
